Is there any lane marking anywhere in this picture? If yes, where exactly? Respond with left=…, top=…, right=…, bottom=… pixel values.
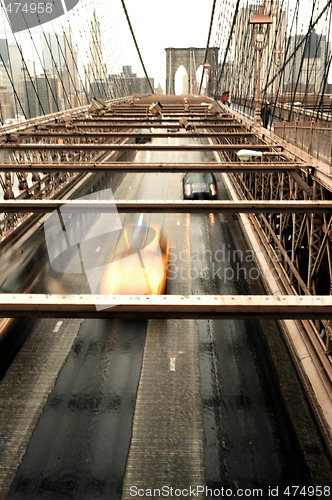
left=170, top=357, right=176, bottom=371
left=53, top=320, right=63, bottom=333
left=96, top=246, right=101, bottom=253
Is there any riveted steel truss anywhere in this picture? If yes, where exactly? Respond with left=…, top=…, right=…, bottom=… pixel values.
left=210, top=119, right=332, bottom=358
left=1, top=96, right=332, bottom=354
left=1, top=199, right=331, bottom=214
left=0, top=294, right=331, bottom=321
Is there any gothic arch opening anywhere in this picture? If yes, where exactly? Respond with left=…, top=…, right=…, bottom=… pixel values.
left=174, top=65, right=188, bottom=95
left=196, top=65, right=205, bottom=94
left=165, top=47, right=219, bottom=95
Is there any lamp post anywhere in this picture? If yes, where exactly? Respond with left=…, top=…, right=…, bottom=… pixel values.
left=249, top=4, right=273, bottom=126
left=274, top=46, right=284, bottom=100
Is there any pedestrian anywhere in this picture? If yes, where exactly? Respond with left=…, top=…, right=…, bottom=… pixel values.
left=260, top=101, right=271, bottom=128
left=222, top=92, right=227, bottom=104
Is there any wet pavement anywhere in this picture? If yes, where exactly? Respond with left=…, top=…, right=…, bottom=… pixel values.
left=8, top=319, right=146, bottom=500
left=1, top=136, right=332, bottom=499
left=190, top=212, right=312, bottom=490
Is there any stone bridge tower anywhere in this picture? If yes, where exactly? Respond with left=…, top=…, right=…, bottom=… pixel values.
left=165, top=47, right=219, bottom=95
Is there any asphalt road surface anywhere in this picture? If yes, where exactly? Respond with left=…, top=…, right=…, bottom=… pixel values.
left=2, top=134, right=331, bottom=499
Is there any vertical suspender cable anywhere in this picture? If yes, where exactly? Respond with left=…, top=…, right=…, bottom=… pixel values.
left=213, top=0, right=241, bottom=99
left=199, top=0, right=217, bottom=95
left=120, top=0, right=154, bottom=94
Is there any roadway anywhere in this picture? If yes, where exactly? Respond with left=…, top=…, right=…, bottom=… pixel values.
left=1, top=133, right=331, bottom=499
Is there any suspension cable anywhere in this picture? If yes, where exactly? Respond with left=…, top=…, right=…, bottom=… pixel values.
left=120, top=0, right=154, bottom=94
left=213, top=0, right=241, bottom=99
left=199, top=0, right=217, bottom=95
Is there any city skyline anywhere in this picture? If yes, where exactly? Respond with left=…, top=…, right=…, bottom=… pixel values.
left=0, top=0, right=331, bottom=123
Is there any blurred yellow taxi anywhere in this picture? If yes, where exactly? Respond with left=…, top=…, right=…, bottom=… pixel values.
left=99, top=222, right=169, bottom=295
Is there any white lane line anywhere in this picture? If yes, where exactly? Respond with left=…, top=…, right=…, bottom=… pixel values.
left=96, top=246, right=101, bottom=253
left=170, top=357, right=176, bottom=372
left=53, top=320, right=63, bottom=333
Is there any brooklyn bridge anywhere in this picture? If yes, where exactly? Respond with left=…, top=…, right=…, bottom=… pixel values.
left=0, top=0, right=332, bottom=498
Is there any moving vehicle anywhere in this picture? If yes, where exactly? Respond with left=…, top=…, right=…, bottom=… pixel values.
left=0, top=243, right=45, bottom=376
left=182, top=172, right=218, bottom=200
left=99, top=221, right=169, bottom=295
left=135, top=128, right=152, bottom=144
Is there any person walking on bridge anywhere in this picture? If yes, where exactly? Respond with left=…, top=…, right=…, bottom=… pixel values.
left=260, top=101, right=271, bottom=128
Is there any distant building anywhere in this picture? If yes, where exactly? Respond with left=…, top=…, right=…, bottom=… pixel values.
left=41, top=32, right=65, bottom=71
left=0, top=39, right=9, bottom=65
left=85, top=10, right=108, bottom=99
left=0, top=87, right=14, bottom=122
left=35, top=75, right=59, bottom=115
left=283, top=29, right=330, bottom=94
left=232, top=1, right=287, bottom=98
left=182, top=73, right=189, bottom=94
left=19, top=68, right=59, bottom=118
left=0, top=62, right=11, bottom=89
left=60, top=28, right=81, bottom=108
left=8, top=43, right=22, bottom=86
left=120, top=66, right=154, bottom=96
left=155, top=83, right=164, bottom=95
left=135, top=76, right=154, bottom=94
left=0, top=41, right=20, bottom=86
left=108, top=74, right=122, bottom=98
left=122, top=66, right=133, bottom=78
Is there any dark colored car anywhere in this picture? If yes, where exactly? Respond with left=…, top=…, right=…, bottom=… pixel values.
left=135, top=128, right=152, bottom=144
left=182, top=172, right=218, bottom=200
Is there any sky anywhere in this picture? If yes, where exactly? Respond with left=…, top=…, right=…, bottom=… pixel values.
left=111, top=0, right=215, bottom=87
left=114, top=0, right=332, bottom=87
left=0, top=0, right=331, bottom=87
left=0, top=0, right=215, bottom=88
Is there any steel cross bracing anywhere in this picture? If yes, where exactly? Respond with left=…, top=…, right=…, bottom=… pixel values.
left=0, top=95, right=331, bottom=365
left=0, top=294, right=331, bottom=321
left=1, top=199, right=332, bottom=214
left=0, top=96, right=131, bottom=237
left=204, top=108, right=332, bottom=361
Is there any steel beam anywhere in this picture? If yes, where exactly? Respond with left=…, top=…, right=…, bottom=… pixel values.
left=68, top=117, right=234, bottom=122
left=0, top=294, right=331, bottom=319
left=0, top=144, right=282, bottom=151
left=1, top=200, right=331, bottom=214
left=18, top=131, right=254, bottom=139
left=41, top=123, right=247, bottom=129
left=0, top=162, right=306, bottom=173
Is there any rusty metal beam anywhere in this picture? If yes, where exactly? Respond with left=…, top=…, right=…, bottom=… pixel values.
left=40, top=123, right=246, bottom=129
left=70, top=116, right=234, bottom=122
left=0, top=294, right=331, bottom=319
left=1, top=200, right=331, bottom=214
left=0, top=162, right=306, bottom=173
left=95, top=112, right=216, bottom=117
left=15, top=131, right=254, bottom=139
left=0, top=143, right=282, bottom=151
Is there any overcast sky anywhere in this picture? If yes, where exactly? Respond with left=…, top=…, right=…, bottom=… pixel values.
left=1, top=0, right=331, bottom=86
left=112, top=0, right=215, bottom=87
left=110, top=0, right=332, bottom=86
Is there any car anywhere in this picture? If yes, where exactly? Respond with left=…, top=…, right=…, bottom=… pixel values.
left=182, top=172, right=218, bottom=200
left=167, top=127, right=179, bottom=133
left=98, top=221, right=169, bottom=295
left=135, top=128, right=152, bottom=144
left=0, top=244, right=45, bottom=375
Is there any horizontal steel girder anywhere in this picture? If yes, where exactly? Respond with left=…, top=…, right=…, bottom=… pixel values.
left=69, top=117, right=234, bottom=122
left=20, top=131, right=254, bottom=138
left=0, top=162, right=306, bottom=173
left=1, top=200, right=331, bottom=214
left=0, top=144, right=281, bottom=151
left=0, top=294, right=331, bottom=319
left=45, top=123, right=247, bottom=129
